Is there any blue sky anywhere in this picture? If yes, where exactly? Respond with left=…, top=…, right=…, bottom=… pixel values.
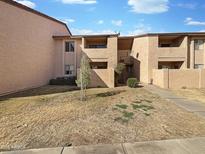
left=15, top=0, right=205, bottom=35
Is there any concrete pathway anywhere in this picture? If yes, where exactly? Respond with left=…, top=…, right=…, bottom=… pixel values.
left=144, top=85, right=205, bottom=118
left=1, top=137, right=205, bottom=154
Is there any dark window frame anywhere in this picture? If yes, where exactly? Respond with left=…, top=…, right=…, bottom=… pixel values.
left=65, top=64, right=74, bottom=75
left=65, top=41, right=75, bottom=52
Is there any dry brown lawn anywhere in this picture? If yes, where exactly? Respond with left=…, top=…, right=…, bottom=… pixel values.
left=1, top=86, right=205, bottom=151
left=172, top=88, right=205, bottom=104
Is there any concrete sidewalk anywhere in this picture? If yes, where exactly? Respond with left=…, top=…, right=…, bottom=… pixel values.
left=1, top=137, right=205, bottom=154
left=144, top=85, right=205, bottom=118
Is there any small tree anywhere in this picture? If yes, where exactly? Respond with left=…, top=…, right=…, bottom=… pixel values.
left=76, top=55, right=91, bottom=101
left=115, top=63, right=126, bottom=85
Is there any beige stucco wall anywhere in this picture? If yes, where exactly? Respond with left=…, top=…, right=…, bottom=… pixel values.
left=131, top=35, right=190, bottom=84
left=168, top=69, right=199, bottom=88
left=0, top=1, right=69, bottom=95
left=147, top=36, right=159, bottom=83
left=77, top=68, right=114, bottom=88
left=199, top=69, right=205, bottom=88
left=152, top=69, right=205, bottom=89
left=82, top=36, right=118, bottom=68
left=190, top=37, right=205, bottom=68
left=54, top=40, right=64, bottom=78
left=195, top=50, right=204, bottom=64
left=54, top=38, right=82, bottom=78
left=79, top=36, right=117, bottom=88
left=131, top=37, right=149, bottom=83
left=152, top=69, right=168, bottom=88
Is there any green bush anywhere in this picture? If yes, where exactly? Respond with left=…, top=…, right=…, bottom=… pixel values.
left=127, top=78, right=139, bottom=88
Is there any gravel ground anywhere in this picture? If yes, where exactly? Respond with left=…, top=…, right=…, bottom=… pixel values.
left=0, top=86, right=205, bottom=151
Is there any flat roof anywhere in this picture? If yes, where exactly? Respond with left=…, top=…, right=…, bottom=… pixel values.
left=3, top=0, right=72, bottom=35
left=73, top=33, right=120, bottom=38
left=53, top=33, right=120, bottom=39
left=134, top=32, right=205, bottom=38
left=53, top=32, right=205, bottom=39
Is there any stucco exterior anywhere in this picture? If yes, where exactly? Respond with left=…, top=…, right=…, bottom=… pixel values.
left=52, top=35, right=118, bottom=88
left=1, top=0, right=205, bottom=95
left=153, top=69, right=205, bottom=89
left=130, top=34, right=205, bottom=87
left=130, top=37, right=149, bottom=83
left=0, top=0, right=70, bottom=95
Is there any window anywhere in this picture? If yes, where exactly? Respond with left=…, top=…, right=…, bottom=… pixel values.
left=65, top=41, right=75, bottom=52
left=194, top=40, right=204, bottom=50
left=194, top=64, right=204, bottom=69
left=90, top=62, right=108, bottom=69
left=65, top=65, right=74, bottom=75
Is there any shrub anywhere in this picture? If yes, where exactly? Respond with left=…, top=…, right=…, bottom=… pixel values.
left=49, top=77, right=76, bottom=85
left=127, top=78, right=139, bottom=88
left=115, top=63, right=126, bottom=75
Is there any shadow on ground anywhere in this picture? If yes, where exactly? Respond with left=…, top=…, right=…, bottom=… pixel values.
left=0, top=85, right=79, bottom=101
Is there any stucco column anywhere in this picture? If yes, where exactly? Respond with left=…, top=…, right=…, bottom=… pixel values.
left=183, top=36, right=188, bottom=68
left=190, top=40, right=195, bottom=69
left=82, top=37, right=85, bottom=49
left=204, top=41, right=205, bottom=69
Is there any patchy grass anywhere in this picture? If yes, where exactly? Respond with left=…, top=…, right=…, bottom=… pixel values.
left=114, top=100, right=154, bottom=123
left=96, top=90, right=125, bottom=97
left=132, top=104, right=154, bottom=111
left=122, top=111, right=134, bottom=119
left=0, top=86, right=205, bottom=151
left=115, top=104, right=128, bottom=109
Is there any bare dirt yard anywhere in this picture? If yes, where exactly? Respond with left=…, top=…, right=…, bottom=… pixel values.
left=173, top=88, right=205, bottom=104
left=1, top=86, right=205, bottom=151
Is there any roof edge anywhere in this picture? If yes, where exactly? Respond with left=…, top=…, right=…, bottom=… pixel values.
left=133, top=32, right=205, bottom=38
left=53, top=33, right=120, bottom=39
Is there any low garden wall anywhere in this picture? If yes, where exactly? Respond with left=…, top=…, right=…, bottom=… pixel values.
left=77, top=68, right=115, bottom=88
left=152, top=69, right=205, bottom=89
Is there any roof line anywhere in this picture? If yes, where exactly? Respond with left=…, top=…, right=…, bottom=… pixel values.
left=133, top=32, right=205, bottom=38
left=1, top=0, right=72, bottom=35
left=53, top=33, right=120, bottom=39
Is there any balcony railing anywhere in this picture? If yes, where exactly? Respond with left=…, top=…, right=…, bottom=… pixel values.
left=158, top=47, right=187, bottom=58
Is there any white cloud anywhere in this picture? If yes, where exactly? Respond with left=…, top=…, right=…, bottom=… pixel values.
left=112, top=20, right=123, bottom=26
left=177, top=3, right=197, bottom=9
left=128, top=0, right=169, bottom=14
left=199, top=30, right=205, bottom=32
left=59, top=0, right=97, bottom=4
left=97, top=20, right=104, bottom=24
left=185, top=17, right=205, bottom=26
left=64, top=19, right=75, bottom=24
left=71, top=28, right=116, bottom=35
left=14, top=0, right=36, bottom=8
left=128, top=23, right=152, bottom=35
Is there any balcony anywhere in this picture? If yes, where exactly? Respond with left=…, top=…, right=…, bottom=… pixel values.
left=158, top=35, right=187, bottom=61
left=158, top=47, right=187, bottom=59
left=82, top=37, right=109, bottom=59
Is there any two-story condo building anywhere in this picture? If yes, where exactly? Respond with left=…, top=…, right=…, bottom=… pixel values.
left=1, top=0, right=205, bottom=95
